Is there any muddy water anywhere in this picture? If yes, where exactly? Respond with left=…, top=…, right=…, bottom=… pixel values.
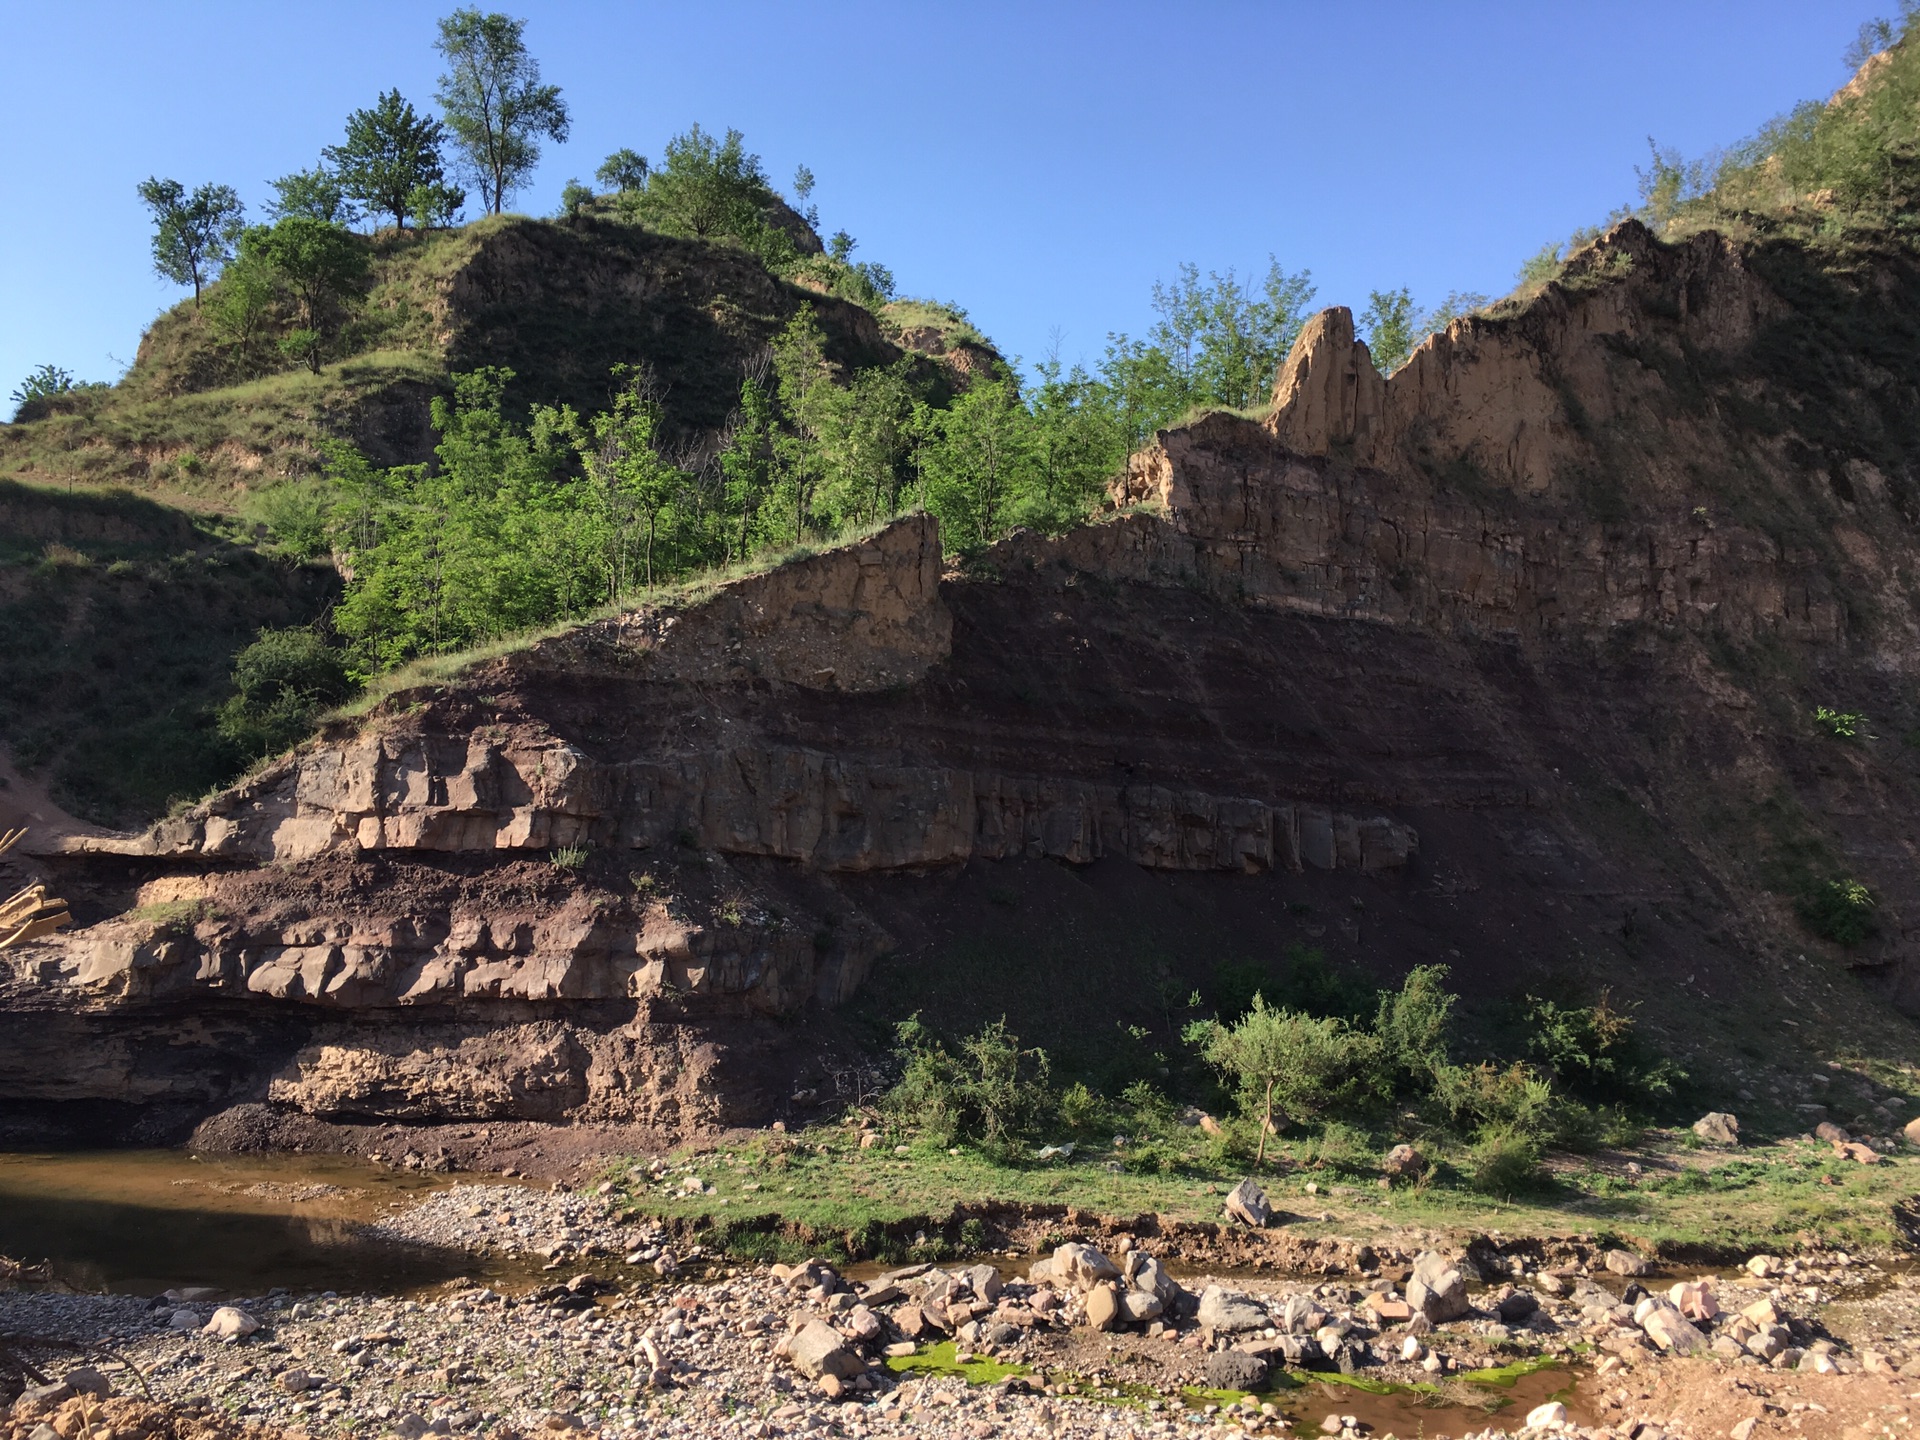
left=0, top=1150, right=534, bottom=1296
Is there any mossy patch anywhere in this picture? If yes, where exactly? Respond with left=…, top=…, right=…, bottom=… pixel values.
left=883, top=1341, right=1029, bottom=1385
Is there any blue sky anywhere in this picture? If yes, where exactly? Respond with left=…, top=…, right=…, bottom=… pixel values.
left=0, top=1, right=1881, bottom=397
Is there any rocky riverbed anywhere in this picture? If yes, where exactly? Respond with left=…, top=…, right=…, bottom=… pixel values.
left=0, top=1182, right=1912, bottom=1440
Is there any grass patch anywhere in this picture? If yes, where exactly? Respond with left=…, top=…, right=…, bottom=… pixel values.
left=609, top=1121, right=1916, bottom=1257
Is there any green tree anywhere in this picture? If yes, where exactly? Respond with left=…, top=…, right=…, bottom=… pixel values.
left=595, top=147, right=648, bottom=195
left=325, top=89, right=451, bottom=229
left=136, top=177, right=245, bottom=305
left=638, top=125, right=784, bottom=258
left=559, top=178, right=593, bottom=217
left=267, top=167, right=357, bottom=226
left=239, top=218, right=370, bottom=372
left=1190, top=994, right=1385, bottom=1163
left=407, top=181, right=465, bottom=230
left=9, top=364, right=82, bottom=422
left=919, top=374, right=1033, bottom=551
left=206, top=252, right=277, bottom=359
left=1359, top=287, right=1419, bottom=373
left=329, top=368, right=595, bottom=671
left=434, top=8, right=570, bottom=214
left=1023, top=354, right=1125, bottom=532
left=576, top=365, right=687, bottom=590
left=717, top=372, right=779, bottom=561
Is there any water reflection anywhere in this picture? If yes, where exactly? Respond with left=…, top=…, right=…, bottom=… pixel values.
left=0, top=1150, right=525, bottom=1296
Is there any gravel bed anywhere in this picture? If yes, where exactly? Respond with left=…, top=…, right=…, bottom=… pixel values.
left=1, top=1185, right=1908, bottom=1440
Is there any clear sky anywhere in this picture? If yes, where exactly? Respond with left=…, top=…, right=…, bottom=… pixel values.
left=0, top=1, right=1882, bottom=397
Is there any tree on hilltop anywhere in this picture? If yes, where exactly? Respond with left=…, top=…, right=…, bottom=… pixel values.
left=268, top=167, right=358, bottom=227
left=596, top=148, right=648, bottom=196
left=639, top=125, right=777, bottom=241
left=137, top=178, right=246, bottom=305
left=240, top=218, right=370, bottom=373
left=326, top=89, right=452, bottom=230
left=434, top=9, right=570, bottom=214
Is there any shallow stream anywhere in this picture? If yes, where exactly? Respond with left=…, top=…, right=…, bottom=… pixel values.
left=0, top=1149, right=537, bottom=1295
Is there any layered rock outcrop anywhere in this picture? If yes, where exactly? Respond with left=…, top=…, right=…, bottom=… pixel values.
left=12, top=215, right=1920, bottom=1140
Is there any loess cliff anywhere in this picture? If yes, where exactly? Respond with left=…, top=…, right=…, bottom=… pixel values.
left=7, top=217, right=1920, bottom=1144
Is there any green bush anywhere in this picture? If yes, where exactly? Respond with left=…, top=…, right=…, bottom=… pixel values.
left=1432, top=1059, right=1557, bottom=1140
left=1813, top=705, right=1868, bottom=739
left=1374, top=963, right=1455, bottom=1089
left=1800, top=877, right=1877, bottom=946
left=1188, top=995, right=1385, bottom=1161
left=885, top=1016, right=1054, bottom=1159
left=216, top=626, right=354, bottom=759
left=1469, top=1126, right=1547, bottom=1197
left=1522, top=992, right=1682, bottom=1107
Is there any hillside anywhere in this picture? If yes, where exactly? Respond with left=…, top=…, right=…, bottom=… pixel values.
left=0, top=207, right=1003, bottom=824
left=6, top=208, right=1919, bottom=1161
left=0, top=213, right=987, bottom=508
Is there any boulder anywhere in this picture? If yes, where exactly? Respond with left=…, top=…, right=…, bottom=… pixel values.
left=1203, top=1350, right=1271, bottom=1393
left=16, top=1385, right=73, bottom=1409
left=1744, top=1255, right=1781, bottom=1279
left=1383, top=1144, right=1425, bottom=1179
left=1127, top=1253, right=1182, bottom=1304
left=1496, top=1290, right=1538, bottom=1323
left=1669, top=1280, right=1718, bottom=1322
left=963, top=1264, right=1004, bottom=1303
left=1406, top=1252, right=1470, bottom=1324
left=1223, top=1178, right=1272, bottom=1228
left=1120, top=1289, right=1162, bottom=1323
left=1904, top=1116, right=1920, bottom=1146
left=1813, top=1120, right=1850, bottom=1144
left=1692, top=1112, right=1740, bottom=1145
left=1052, top=1242, right=1119, bottom=1290
left=788, top=1319, right=863, bottom=1380
left=1277, top=1293, right=1328, bottom=1334
left=1603, top=1249, right=1652, bottom=1277
left=1366, top=1293, right=1412, bottom=1322
left=1638, top=1301, right=1707, bottom=1356
left=1084, top=1283, right=1122, bottom=1331
left=1527, top=1401, right=1568, bottom=1428
left=61, top=1369, right=110, bottom=1400
left=203, top=1306, right=261, bottom=1339
left=1197, top=1285, right=1271, bottom=1333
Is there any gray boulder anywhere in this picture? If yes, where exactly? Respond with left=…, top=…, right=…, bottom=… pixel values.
left=1052, top=1242, right=1120, bottom=1291
left=1692, top=1112, right=1740, bottom=1145
left=1197, top=1285, right=1271, bottom=1333
left=1223, top=1178, right=1272, bottom=1228
left=788, top=1319, right=863, bottom=1380
left=1204, top=1350, right=1271, bottom=1393
left=1406, top=1251, right=1470, bottom=1324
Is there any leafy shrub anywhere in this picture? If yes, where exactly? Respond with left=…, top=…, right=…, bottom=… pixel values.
left=9, top=363, right=86, bottom=422
left=248, top=480, right=331, bottom=561
left=886, top=1016, right=1053, bottom=1158
left=216, top=626, right=354, bottom=759
left=1813, top=706, right=1867, bottom=739
left=1374, top=963, right=1455, bottom=1089
left=1431, top=1060, right=1557, bottom=1140
left=1522, top=992, right=1682, bottom=1107
left=1469, top=1126, right=1547, bottom=1197
left=1800, top=877, right=1877, bottom=946
left=1188, top=996, right=1385, bottom=1161
left=550, top=845, right=588, bottom=871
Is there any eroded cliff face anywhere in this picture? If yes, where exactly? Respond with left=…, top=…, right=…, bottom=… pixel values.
left=11, top=218, right=1920, bottom=1142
